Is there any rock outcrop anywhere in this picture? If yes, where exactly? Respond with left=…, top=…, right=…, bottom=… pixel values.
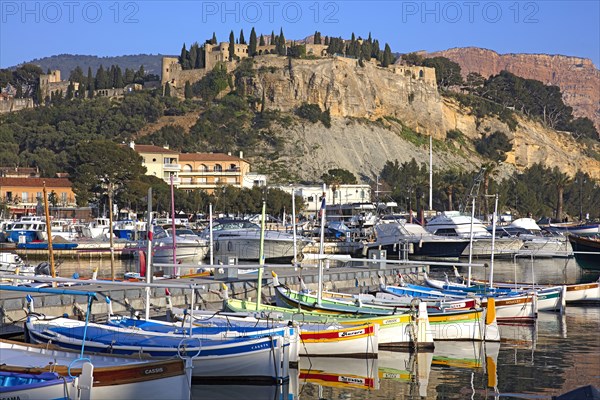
left=237, top=55, right=600, bottom=181
left=425, top=47, right=600, bottom=133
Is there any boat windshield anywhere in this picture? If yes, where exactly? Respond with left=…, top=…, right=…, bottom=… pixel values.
left=214, top=221, right=259, bottom=231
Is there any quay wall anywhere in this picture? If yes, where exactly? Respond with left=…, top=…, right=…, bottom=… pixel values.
left=0, top=264, right=427, bottom=324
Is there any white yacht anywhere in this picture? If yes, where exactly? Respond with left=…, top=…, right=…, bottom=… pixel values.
left=425, top=211, right=523, bottom=258
left=200, top=219, right=311, bottom=262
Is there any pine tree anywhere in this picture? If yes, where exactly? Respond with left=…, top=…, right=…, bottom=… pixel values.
left=239, top=29, right=246, bottom=44
left=184, top=81, right=192, bottom=99
left=249, top=27, right=257, bottom=56
left=382, top=43, right=393, bottom=67
left=259, top=34, right=265, bottom=46
left=228, top=30, right=235, bottom=61
left=211, top=32, right=217, bottom=44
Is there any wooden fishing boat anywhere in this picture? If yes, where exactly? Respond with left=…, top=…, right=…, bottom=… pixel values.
left=373, top=278, right=537, bottom=324
left=0, top=370, right=77, bottom=400
left=424, top=274, right=565, bottom=312
left=25, top=315, right=289, bottom=384
left=111, top=314, right=376, bottom=359
left=452, top=267, right=600, bottom=304
left=272, top=281, right=499, bottom=341
left=0, top=339, right=191, bottom=400
left=221, top=298, right=433, bottom=350
left=568, top=234, right=600, bottom=270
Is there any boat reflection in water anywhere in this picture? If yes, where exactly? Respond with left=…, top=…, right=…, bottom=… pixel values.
left=430, top=341, right=501, bottom=399
left=378, top=351, right=433, bottom=398
left=298, top=356, right=379, bottom=395
left=190, top=382, right=297, bottom=400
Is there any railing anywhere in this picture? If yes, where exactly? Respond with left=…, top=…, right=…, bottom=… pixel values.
left=163, top=163, right=181, bottom=171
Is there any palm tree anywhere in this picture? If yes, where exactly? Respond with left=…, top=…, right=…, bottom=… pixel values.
left=550, top=168, right=571, bottom=221
left=481, top=162, right=499, bottom=221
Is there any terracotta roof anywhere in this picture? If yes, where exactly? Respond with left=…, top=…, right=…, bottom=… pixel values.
left=0, top=177, right=72, bottom=187
left=132, top=144, right=178, bottom=154
left=179, top=153, right=245, bottom=162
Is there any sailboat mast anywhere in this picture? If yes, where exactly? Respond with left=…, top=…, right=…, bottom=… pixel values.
left=42, top=183, right=56, bottom=285
left=317, top=184, right=326, bottom=306
left=488, top=194, right=499, bottom=289
left=429, top=134, right=433, bottom=211
left=170, top=174, right=177, bottom=276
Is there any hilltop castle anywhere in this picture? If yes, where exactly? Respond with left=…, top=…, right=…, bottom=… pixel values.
left=159, top=40, right=435, bottom=97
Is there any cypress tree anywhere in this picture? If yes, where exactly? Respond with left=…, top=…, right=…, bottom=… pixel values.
left=211, top=32, right=217, bottom=44
left=314, top=31, right=321, bottom=44
left=95, top=65, right=106, bottom=89
left=164, top=82, right=171, bottom=97
left=15, top=84, right=23, bottom=98
left=184, top=81, right=192, bottom=99
left=197, top=45, right=205, bottom=69
left=69, top=66, right=84, bottom=82
left=249, top=27, right=257, bottom=56
left=124, top=68, right=134, bottom=85
left=239, top=29, right=245, bottom=44
left=190, top=44, right=198, bottom=70
left=228, top=30, right=235, bottom=61
left=382, top=43, right=393, bottom=67
left=35, top=84, right=42, bottom=104
left=277, top=28, right=286, bottom=56
left=270, top=31, right=275, bottom=45
left=324, top=36, right=329, bottom=46
left=86, top=67, right=94, bottom=98
left=66, top=81, right=74, bottom=99
left=259, top=34, right=265, bottom=46
left=179, top=43, right=188, bottom=69
left=115, top=66, right=124, bottom=88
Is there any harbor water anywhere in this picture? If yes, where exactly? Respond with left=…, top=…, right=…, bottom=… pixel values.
left=8, top=255, right=600, bottom=399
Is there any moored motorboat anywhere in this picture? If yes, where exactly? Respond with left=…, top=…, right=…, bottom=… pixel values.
left=568, top=234, right=600, bottom=270
left=199, top=219, right=311, bottom=262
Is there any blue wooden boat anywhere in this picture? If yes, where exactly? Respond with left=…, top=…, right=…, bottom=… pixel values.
left=0, top=370, right=75, bottom=399
left=25, top=315, right=290, bottom=384
left=17, top=241, right=78, bottom=250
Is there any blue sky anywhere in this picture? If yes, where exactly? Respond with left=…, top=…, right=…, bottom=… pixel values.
left=1, top=0, right=599, bottom=68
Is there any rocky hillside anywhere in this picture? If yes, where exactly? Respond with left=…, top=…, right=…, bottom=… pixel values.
left=424, top=47, right=600, bottom=133
left=233, top=55, right=600, bottom=181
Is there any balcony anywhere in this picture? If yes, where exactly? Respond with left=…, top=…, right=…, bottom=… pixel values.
left=163, top=163, right=181, bottom=171
left=179, top=168, right=241, bottom=176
